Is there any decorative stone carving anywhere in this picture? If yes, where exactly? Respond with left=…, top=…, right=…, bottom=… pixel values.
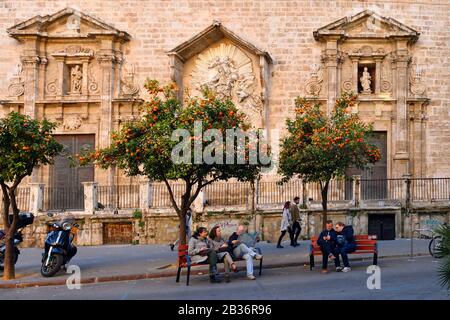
left=46, top=79, right=59, bottom=96
left=305, top=64, right=323, bottom=96
left=8, top=63, right=25, bottom=97
left=63, top=115, right=82, bottom=130
left=360, top=67, right=372, bottom=94
left=70, top=65, right=83, bottom=94
left=121, top=63, right=139, bottom=97
left=191, top=43, right=261, bottom=122
left=53, top=46, right=94, bottom=57
left=380, top=57, right=392, bottom=93
left=409, top=58, right=426, bottom=96
left=88, top=66, right=99, bottom=94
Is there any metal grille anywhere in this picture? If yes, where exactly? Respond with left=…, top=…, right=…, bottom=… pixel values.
left=204, top=182, right=250, bottom=206
left=360, top=179, right=404, bottom=200
left=257, top=180, right=302, bottom=205
left=97, top=185, right=140, bottom=209
left=411, top=178, right=450, bottom=201
left=43, top=186, right=85, bottom=211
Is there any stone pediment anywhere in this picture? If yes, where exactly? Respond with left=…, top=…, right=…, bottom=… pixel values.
left=167, top=21, right=272, bottom=63
left=314, top=10, right=419, bottom=43
left=7, top=7, right=131, bottom=41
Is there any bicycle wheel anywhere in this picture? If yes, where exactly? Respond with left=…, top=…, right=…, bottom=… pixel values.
left=429, top=236, right=442, bottom=258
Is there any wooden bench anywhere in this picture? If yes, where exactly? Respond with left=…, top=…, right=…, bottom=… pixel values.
left=176, top=245, right=263, bottom=286
left=309, top=235, right=378, bottom=270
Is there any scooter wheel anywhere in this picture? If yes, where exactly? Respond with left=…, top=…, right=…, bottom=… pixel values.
left=40, top=253, right=64, bottom=277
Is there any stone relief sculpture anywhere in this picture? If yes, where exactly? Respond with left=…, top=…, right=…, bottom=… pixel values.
left=121, top=63, right=140, bottom=96
left=63, top=114, right=82, bottom=130
left=305, top=63, right=323, bottom=96
left=8, top=63, right=24, bottom=97
left=70, top=65, right=83, bottom=94
left=380, top=58, right=392, bottom=93
left=191, top=43, right=262, bottom=125
left=360, top=67, right=372, bottom=93
left=409, top=58, right=426, bottom=96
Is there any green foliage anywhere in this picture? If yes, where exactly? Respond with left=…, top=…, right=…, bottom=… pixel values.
left=278, top=93, right=380, bottom=184
left=79, top=79, right=269, bottom=216
left=435, top=224, right=450, bottom=289
left=0, top=112, right=63, bottom=184
left=133, top=209, right=143, bottom=220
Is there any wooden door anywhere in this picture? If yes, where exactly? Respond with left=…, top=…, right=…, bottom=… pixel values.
left=368, top=214, right=396, bottom=240
left=103, top=222, right=133, bottom=244
left=47, top=135, right=95, bottom=210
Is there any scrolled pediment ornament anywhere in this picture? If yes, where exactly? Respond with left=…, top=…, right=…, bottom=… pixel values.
left=305, top=63, right=323, bottom=96
left=8, top=63, right=24, bottom=97
left=409, top=58, right=426, bottom=97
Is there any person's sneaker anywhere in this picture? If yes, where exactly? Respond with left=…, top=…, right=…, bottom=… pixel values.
left=254, top=254, right=263, bottom=260
left=169, top=244, right=175, bottom=251
left=328, top=254, right=335, bottom=260
left=336, top=266, right=343, bottom=272
left=320, top=269, right=329, bottom=274
left=276, top=245, right=283, bottom=248
left=342, top=267, right=351, bottom=273
left=247, top=275, right=256, bottom=280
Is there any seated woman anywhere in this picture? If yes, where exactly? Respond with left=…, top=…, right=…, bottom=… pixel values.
left=208, top=225, right=238, bottom=283
left=188, top=226, right=221, bottom=283
left=228, top=225, right=263, bottom=280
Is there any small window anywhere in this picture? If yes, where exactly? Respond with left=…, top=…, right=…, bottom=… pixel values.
left=358, top=63, right=376, bottom=94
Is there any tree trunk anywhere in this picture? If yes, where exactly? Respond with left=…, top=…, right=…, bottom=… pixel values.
left=321, top=180, right=330, bottom=230
left=1, top=186, right=15, bottom=280
left=179, top=210, right=187, bottom=246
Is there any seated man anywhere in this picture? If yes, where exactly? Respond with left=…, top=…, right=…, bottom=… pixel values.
left=188, top=226, right=221, bottom=283
left=317, top=220, right=337, bottom=274
left=334, top=221, right=357, bottom=272
left=228, top=225, right=263, bottom=280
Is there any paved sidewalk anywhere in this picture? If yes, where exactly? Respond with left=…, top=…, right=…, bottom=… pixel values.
left=0, top=239, right=431, bottom=288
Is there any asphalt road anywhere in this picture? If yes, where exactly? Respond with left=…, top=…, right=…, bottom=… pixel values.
left=1, top=255, right=448, bottom=300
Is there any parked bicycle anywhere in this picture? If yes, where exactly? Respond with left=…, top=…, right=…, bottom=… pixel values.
left=429, top=222, right=447, bottom=258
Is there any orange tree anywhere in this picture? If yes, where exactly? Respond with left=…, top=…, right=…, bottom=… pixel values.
left=79, top=80, right=270, bottom=245
left=0, top=112, right=63, bottom=279
left=278, top=93, right=380, bottom=228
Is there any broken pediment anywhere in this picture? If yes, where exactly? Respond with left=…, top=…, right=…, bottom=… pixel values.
left=7, top=7, right=131, bottom=41
left=314, top=10, right=419, bottom=43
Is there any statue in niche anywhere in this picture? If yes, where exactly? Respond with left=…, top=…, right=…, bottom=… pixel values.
left=360, top=67, right=372, bottom=93
left=70, top=65, right=82, bottom=93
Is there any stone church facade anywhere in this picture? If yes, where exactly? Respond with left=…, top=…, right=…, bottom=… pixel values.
left=0, top=1, right=449, bottom=246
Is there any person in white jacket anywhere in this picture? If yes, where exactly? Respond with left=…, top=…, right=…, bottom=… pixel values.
left=276, top=201, right=294, bottom=248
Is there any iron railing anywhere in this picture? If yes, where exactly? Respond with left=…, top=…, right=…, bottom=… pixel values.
left=43, top=186, right=84, bottom=211
left=411, top=178, right=450, bottom=201
left=15, top=187, right=30, bottom=212
left=204, top=182, right=250, bottom=206
left=97, top=185, right=140, bottom=209
left=257, top=180, right=302, bottom=205
left=360, top=179, right=404, bottom=200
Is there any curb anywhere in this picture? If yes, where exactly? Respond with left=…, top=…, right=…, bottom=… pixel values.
left=0, top=253, right=429, bottom=289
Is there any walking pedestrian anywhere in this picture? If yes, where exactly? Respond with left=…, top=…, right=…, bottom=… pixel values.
left=277, top=201, right=294, bottom=248
left=290, top=196, right=302, bottom=246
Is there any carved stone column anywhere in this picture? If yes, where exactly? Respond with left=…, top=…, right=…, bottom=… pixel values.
left=20, top=54, right=40, bottom=118
left=374, top=57, right=382, bottom=94
left=322, top=37, right=341, bottom=114
left=350, top=57, right=360, bottom=93
left=98, top=45, right=116, bottom=187
left=392, top=42, right=411, bottom=177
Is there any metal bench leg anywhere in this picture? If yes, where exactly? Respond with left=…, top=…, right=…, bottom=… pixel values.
left=373, top=252, right=378, bottom=266
left=259, top=258, right=263, bottom=276
left=186, top=266, right=191, bottom=286
left=176, top=266, right=182, bottom=283
left=309, top=254, right=314, bottom=270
